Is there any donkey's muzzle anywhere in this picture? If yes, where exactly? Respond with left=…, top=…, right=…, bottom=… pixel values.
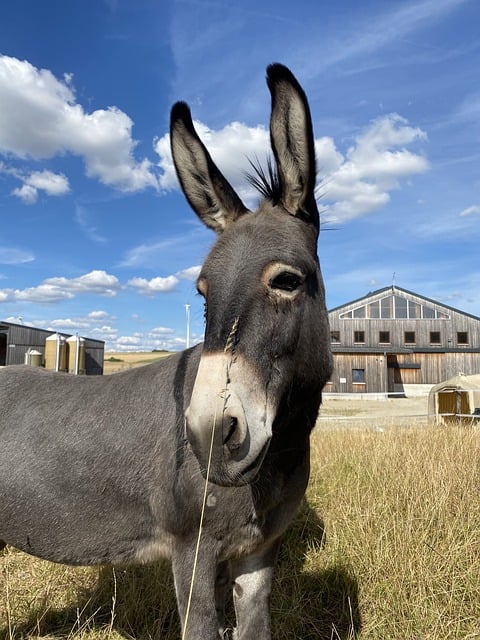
left=185, top=352, right=273, bottom=486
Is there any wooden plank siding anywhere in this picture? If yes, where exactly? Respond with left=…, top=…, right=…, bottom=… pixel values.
left=327, top=286, right=480, bottom=393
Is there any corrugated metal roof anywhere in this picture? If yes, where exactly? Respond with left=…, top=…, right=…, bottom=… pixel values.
left=0, top=320, right=104, bottom=346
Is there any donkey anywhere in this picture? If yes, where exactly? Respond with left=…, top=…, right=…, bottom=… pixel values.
left=0, top=64, right=332, bottom=639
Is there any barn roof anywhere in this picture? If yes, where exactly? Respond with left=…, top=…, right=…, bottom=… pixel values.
left=0, top=320, right=104, bottom=345
left=328, top=285, right=480, bottom=322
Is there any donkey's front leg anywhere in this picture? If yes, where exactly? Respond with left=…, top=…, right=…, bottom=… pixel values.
left=231, top=539, right=281, bottom=640
left=172, top=541, right=222, bottom=639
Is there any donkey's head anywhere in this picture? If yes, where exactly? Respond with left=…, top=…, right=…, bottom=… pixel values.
left=171, top=64, right=332, bottom=487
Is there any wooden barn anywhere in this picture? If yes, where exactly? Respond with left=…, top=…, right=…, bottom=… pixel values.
left=326, top=286, right=480, bottom=396
left=0, top=321, right=104, bottom=375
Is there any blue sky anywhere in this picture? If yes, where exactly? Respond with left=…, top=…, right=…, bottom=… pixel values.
left=0, top=0, right=479, bottom=351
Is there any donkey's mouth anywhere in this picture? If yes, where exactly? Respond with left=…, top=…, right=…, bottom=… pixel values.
left=205, top=437, right=272, bottom=487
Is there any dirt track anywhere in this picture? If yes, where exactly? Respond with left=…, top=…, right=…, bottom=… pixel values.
left=317, top=395, right=429, bottom=429
left=321, top=395, right=428, bottom=418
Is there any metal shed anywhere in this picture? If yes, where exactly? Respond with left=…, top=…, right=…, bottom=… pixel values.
left=0, top=321, right=104, bottom=375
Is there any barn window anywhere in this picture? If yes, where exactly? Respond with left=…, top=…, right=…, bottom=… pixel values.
left=352, top=368, right=365, bottom=383
left=404, top=331, right=416, bottom=344
left=457, top=331, right=469, bottom=345
left=408, top=301, right=421, bottom=318
left=330, top=331, right=341, bottom=343
left=353, top=306, right=366, bottom=318
left=381, top=297, right=392, bottom=318
left=394, top=296, right=408, bottom=318
left=379, top=331, right=390, bottom=343
left=430, top=331, right=441, bottom=344
left=368, top=301, right=380, bottom=318
left=354, top=331, right=365, bottom=343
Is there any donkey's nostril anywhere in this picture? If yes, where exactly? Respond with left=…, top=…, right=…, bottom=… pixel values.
left=223, top=416, right=241, bottom=451
left=223, top=417, right=237, bottom=443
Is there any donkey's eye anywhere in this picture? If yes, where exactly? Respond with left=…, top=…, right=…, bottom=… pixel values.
left=196, top=276, right=208, bottom=297
left=270, top=271, right=304, bottom=292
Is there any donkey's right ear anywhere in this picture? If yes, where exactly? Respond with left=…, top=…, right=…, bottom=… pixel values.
left=170, top=102, right=250, bottom=233
left=266, top=64, right=319, bottom=230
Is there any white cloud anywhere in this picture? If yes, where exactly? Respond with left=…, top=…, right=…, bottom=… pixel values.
left=90, top=325, right=119, bottom=342
left=49, top=317, right=92, bottom=330
left=74, top=204, right=107, bottom=243
left=30, top=311, right=117, bottom=338
left=415, top=207, right=480, bottom=238
left=120, top=239, right=178, bottom=268
left=118, top=229, right=209, bottom=269
left=12, top=169, right=70, bottom=204
left=4, top=315, right=32, bottom=324
left=155, top=120, right=269, bottom=205
left=459, top=204, right=480, bottom=217
left=27, top=169, right=70, bottom=195
left=315, top=137, right=344, bottom=174
left=150, top=326, right=175, bottom=336
left=116, top=335, right=143, bottom=346
left=15, top=284, right=75, bottom=303
left=296, top=0, right=471, bottom=78
left=0, top=247, right=34, bottom=264
left=44, top=271, right=120, bottom=297
left=127, top=275, right=179, bottom=295
left=0, top=55, right=158, bottom=194
left=452, top=92, right=480, bottom=124
left=106, top=331, right=200, bottom=352
left=155, top=112, right=428, bottom=223
left=176, top=265, right=202, bottom=281
left=321, top=114, right=429, bottom=222
left=12, top=184, right=38, bottom=204
left=88, top=310, right=111, bottom=320
left=0, top=269, right=120, bottom=303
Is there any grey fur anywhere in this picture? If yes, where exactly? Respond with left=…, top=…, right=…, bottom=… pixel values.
left=0, top=63, right=332, bottom=639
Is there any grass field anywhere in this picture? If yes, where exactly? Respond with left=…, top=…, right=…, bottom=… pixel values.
left=1, top=409, right=479, bottom=638
left=103, top=351, right=172, bottom=375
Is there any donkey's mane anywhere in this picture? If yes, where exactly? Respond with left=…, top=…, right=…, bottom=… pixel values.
left=245, top=156, right=282, bottom=204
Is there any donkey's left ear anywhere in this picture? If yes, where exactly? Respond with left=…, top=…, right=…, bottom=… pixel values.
left=267, top=64, right=319, bottom=230
left=170, top=102, right=250, bottom=233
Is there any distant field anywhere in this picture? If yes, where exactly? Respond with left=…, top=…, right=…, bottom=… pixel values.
left=103, top=351, right=172, bottom=374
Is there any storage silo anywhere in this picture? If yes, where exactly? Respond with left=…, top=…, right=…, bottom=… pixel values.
left=67, top=335, right=85, bottom=375
left=45, top=333, right=67, bottom=372
left=24, top=348, right=43, bottom=367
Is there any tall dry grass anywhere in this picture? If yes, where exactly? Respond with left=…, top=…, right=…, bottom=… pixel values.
left=306, top=423, right=480, bottom=639
left=1, top=423, right=479, bottom=639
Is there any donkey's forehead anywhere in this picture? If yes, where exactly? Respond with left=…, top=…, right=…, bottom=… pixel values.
left=202, top=209, right=318, bottom=276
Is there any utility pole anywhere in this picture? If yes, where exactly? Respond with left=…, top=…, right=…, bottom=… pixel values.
left=185, top=304, right=191, bottom=349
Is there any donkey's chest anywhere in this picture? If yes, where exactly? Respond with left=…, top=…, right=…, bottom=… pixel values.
left=204, top=484, right=302, bottom=561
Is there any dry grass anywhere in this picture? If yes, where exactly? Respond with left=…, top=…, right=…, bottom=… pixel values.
left=103, top=352, right=171, bottom=375
left=306, top=423, right=480, bottom=639
left=1, top=421, right=479, bottom=639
